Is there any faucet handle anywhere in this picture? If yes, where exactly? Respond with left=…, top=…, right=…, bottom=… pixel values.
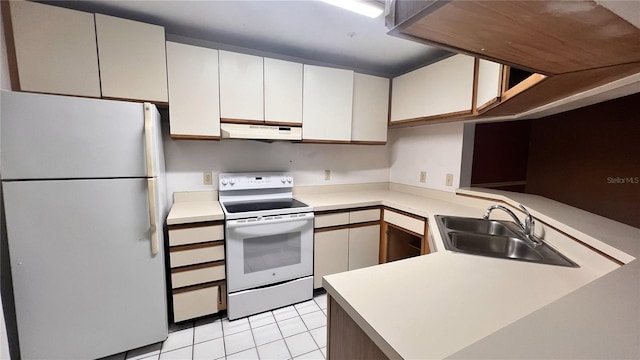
left=519, top=204, right=535, bottom=235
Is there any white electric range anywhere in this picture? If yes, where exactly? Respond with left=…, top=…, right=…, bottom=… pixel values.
left=219, top=172, right=314, bottom=320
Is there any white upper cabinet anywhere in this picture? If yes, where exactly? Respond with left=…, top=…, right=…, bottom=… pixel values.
left=303, top=65, right=354, bottom=142
left=95, top=14, right=168, bottom=103
left=391, top=54, right=475, bottom=123
left=264, top=58, right=303, bottom=124
left=166, top=42, right=220, bottom=139
left=8, top=1, right=101, bottom=97
left=219, top=51, right=264, bottom=122
left=352, top=73, right=389, bottom=143
left=475, top=59, right=503, bottom=111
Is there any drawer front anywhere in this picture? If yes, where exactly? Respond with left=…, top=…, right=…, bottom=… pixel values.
left=314, top=212, right=350, bottom=228
left=169, top=224, right=224, bottom=246
left=173, top=286, right=219, bottom=322
left=349, top=209, right=380, bottom=224
left=384, top=209, right=425, bottom=235
left=171, top=263, right=226, bottom=289
left=170, top=243, right=225, bottom=268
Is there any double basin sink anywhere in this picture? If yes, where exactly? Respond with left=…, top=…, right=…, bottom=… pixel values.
left=434, top=215, right=578, bottom=267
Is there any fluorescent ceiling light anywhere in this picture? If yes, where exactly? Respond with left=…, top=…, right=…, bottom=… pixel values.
left=320, top=0, right=385, bottom=18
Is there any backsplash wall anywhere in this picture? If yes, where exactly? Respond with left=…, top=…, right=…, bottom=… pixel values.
left=388, top=122, right=465, bottom=192
left=161, top=121, right=390, bottom=199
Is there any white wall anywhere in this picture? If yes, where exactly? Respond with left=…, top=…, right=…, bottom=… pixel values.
left=388, top=122, right=465, bottom=192
left=162, top=122, right=390, bottom=198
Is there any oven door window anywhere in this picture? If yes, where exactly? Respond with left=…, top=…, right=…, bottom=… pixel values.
left=243, top=232, right=301, bottom=274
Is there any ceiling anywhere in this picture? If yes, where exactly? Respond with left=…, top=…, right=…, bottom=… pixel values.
left=43, top=0, right=450, bottom=77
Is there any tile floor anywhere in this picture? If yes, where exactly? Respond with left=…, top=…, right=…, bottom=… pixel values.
left=102, top=290, right=328, bottom=360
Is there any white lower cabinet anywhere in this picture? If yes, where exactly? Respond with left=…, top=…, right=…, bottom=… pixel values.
left=313, top=209, right=381, bottom=289
left=314, top=229, right=349, bottom=289
left=168, top=221, right=226, bottom=322
left=348, top=225, right=381, bottom=271
left=173, top=286, right=220, bottom=322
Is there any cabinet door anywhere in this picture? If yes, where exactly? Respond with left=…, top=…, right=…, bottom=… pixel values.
left=303, top=65, right=354, bottom=141
left=475, top=59, right=502, bottom=111
left=352, top=73, right=389, bottom=143
left=348, top=225, right=380, bottom=271
left=390, top=54, right=475, bottom=122
left=313, top=229, right=349, bottom=289
left=264, top=58, right=303, bottom=124
left=95, top=14, right=168, bottom=103
left=219, top=51, right=264, bottom=122
left=8, top=1, right=101, bottom=97
left=390, top=65, right=428, bottom=122
left=166, top=42, right=220, bottom=138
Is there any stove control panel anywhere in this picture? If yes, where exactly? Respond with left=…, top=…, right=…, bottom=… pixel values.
left=219, top=172, right=294, bottom=190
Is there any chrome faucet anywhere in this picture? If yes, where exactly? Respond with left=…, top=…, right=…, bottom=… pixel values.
left=483, top=204, right=542, bottom=246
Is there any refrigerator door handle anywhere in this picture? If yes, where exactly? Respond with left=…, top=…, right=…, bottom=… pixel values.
left=143, top=103, right=156, bottom=177
left=147, top=178, right=159, bottom=255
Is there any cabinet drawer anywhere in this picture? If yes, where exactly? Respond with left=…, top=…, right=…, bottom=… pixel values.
left=171, top=263, right=226, bottom=289
left=315, top=212, right=350, bottom=228
left=384, top=209, right=425, bottom=235
left=169, top=224, right=224, bottom=246
left=170, top=242, right=225, bottom=268
left=350, top=209, right=380, bottom=224
left=173, top=286, right=219, bottom=322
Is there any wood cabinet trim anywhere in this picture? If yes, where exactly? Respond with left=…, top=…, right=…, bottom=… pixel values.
left=170, top=134, right=221, bottom=140
left=264, top=120, right=304, bottom=127
left=170, top=259, right=226, bottom=273
left=382, top=207, right=426, bottom=222
left=501, top=73, right=548, bottom=102
left=388, top=109, right=474, bottom=127
left=169, top=241, right=224, bottom=253
left=172, top=280, right=226, bottom=294
left=314, top=220, right=381, bottom=233
left=471, top=58, right=480, bottom=115
left=300, top=139, right=353, bottom=145
left=167, top=221, right=224, bottom=230
left=315, top=206, right=381, bottom=216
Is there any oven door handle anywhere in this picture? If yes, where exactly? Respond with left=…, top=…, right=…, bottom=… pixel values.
left=226, top=214, right=314, bottom=229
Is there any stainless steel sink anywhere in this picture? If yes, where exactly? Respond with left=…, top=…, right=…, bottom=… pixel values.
left=434, top=215, right=578, bottom=267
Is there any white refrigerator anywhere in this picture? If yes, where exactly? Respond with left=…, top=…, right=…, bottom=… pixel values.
left=1, top=91, right=169, bottom=359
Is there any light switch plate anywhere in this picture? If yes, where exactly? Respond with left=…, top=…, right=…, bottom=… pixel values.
left=324, top=170, right=331, bottom=181
left=420, top=171, right=427, bottom=183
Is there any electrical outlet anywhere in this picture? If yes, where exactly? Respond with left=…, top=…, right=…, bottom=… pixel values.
left=324, top=170, right=331, bottom=181
left=419, top=171, right=427, bottom=183
left=203, top=171, right=213, bottom=185
left=446, top=173, right=454, bottom=187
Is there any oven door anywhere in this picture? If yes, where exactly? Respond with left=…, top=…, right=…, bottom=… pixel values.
left=226, top=213, right=314, bottom=293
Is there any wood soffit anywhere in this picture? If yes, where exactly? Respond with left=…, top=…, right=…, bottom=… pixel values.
left=397, top=0, right=640, bottom=75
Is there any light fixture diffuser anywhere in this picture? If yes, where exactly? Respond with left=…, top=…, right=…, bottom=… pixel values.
left=320, top=0, right=385, bottom=18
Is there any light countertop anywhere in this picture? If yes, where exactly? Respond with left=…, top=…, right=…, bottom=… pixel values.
left=166, top=191, right=224, bottom=225
left=295, top=185, right=639, bottom=359
left=166, top=185, right=639, bottom=358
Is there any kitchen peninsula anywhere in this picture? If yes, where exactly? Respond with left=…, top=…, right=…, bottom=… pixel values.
left=295, top=184, right=639, bottom=359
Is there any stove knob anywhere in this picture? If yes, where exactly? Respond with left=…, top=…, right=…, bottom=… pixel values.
left=287, top=176, right=293, bottom=183
left=229, top=178, right=236, bottom=185
left=281, top=177, right=286, bottom=183
left=221, top=178, right=228, bottom=186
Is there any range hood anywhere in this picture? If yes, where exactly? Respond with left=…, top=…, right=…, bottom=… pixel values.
left=221, top=123, right=302, bottom=141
